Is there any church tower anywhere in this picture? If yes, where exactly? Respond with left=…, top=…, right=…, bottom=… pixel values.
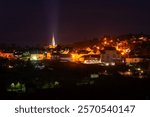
left=52, top=33, right=56, bottom=47
left=49, top=33, right=57, bottom=48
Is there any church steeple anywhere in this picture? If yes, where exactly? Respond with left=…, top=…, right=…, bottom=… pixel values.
left=49, top=33, right=57, bottom=49
left=52, top=33, right=56, bottom=47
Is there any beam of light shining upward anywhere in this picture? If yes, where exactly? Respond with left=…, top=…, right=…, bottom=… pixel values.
left=44, top=0, right=60, bottom=45
left=49, top=0, right=60, bottom=39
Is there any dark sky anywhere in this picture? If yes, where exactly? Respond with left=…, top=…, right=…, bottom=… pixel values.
left=0, top=0, right=150, bottom=46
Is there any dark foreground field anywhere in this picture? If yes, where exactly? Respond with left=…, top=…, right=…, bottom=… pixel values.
left=0, top=62, right=150, bottom=100
left=1, top=78, right=150, bottom=100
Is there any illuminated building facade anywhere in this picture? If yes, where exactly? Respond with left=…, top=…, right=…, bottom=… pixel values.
left=80, top=55, right=101, bottom=64
left=101, top=47, right=122, bottom=65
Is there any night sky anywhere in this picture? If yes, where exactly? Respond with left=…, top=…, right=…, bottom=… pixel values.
left=0, top=0, right=150, bottom=46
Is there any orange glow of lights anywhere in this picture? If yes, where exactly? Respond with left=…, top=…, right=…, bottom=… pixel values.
left=121, top=52, right=125, bottom=55
left=71, top=54, right=80, bottom=62
left=104, top=41, right=107, bottom=45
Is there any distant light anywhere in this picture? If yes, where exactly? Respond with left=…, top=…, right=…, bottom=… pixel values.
left=121, top=52, right=125, bottom=55
left=105, top=63, right=109, bottom=66
left=72, top=54, right=75, bottom=58
left=104, top=41, right=107, bottom=45
left=54, top=81, right=59, bottom=86
left=8, top=65, right=13, bottom=69
left=96, top=46, right=100, bottom=49
left=84, top=60, right=87, bottom=64
left=128, top=69, right=131, bottom=72
left=32, top=56, right=37, bottom=60
left=137, top=68, right=141, bottom=71
left=110, top=40, right=113, bottom=43
left=90, top=74, right=99, bottom=79
left=110, top=62, right=115, bottom=66
left=83, top=60, right=101, bottom=64
left=10, top=83, right=15, bottom=88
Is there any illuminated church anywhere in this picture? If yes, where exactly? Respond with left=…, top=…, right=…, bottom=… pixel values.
left=49, top=34, right=57, bottom=49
